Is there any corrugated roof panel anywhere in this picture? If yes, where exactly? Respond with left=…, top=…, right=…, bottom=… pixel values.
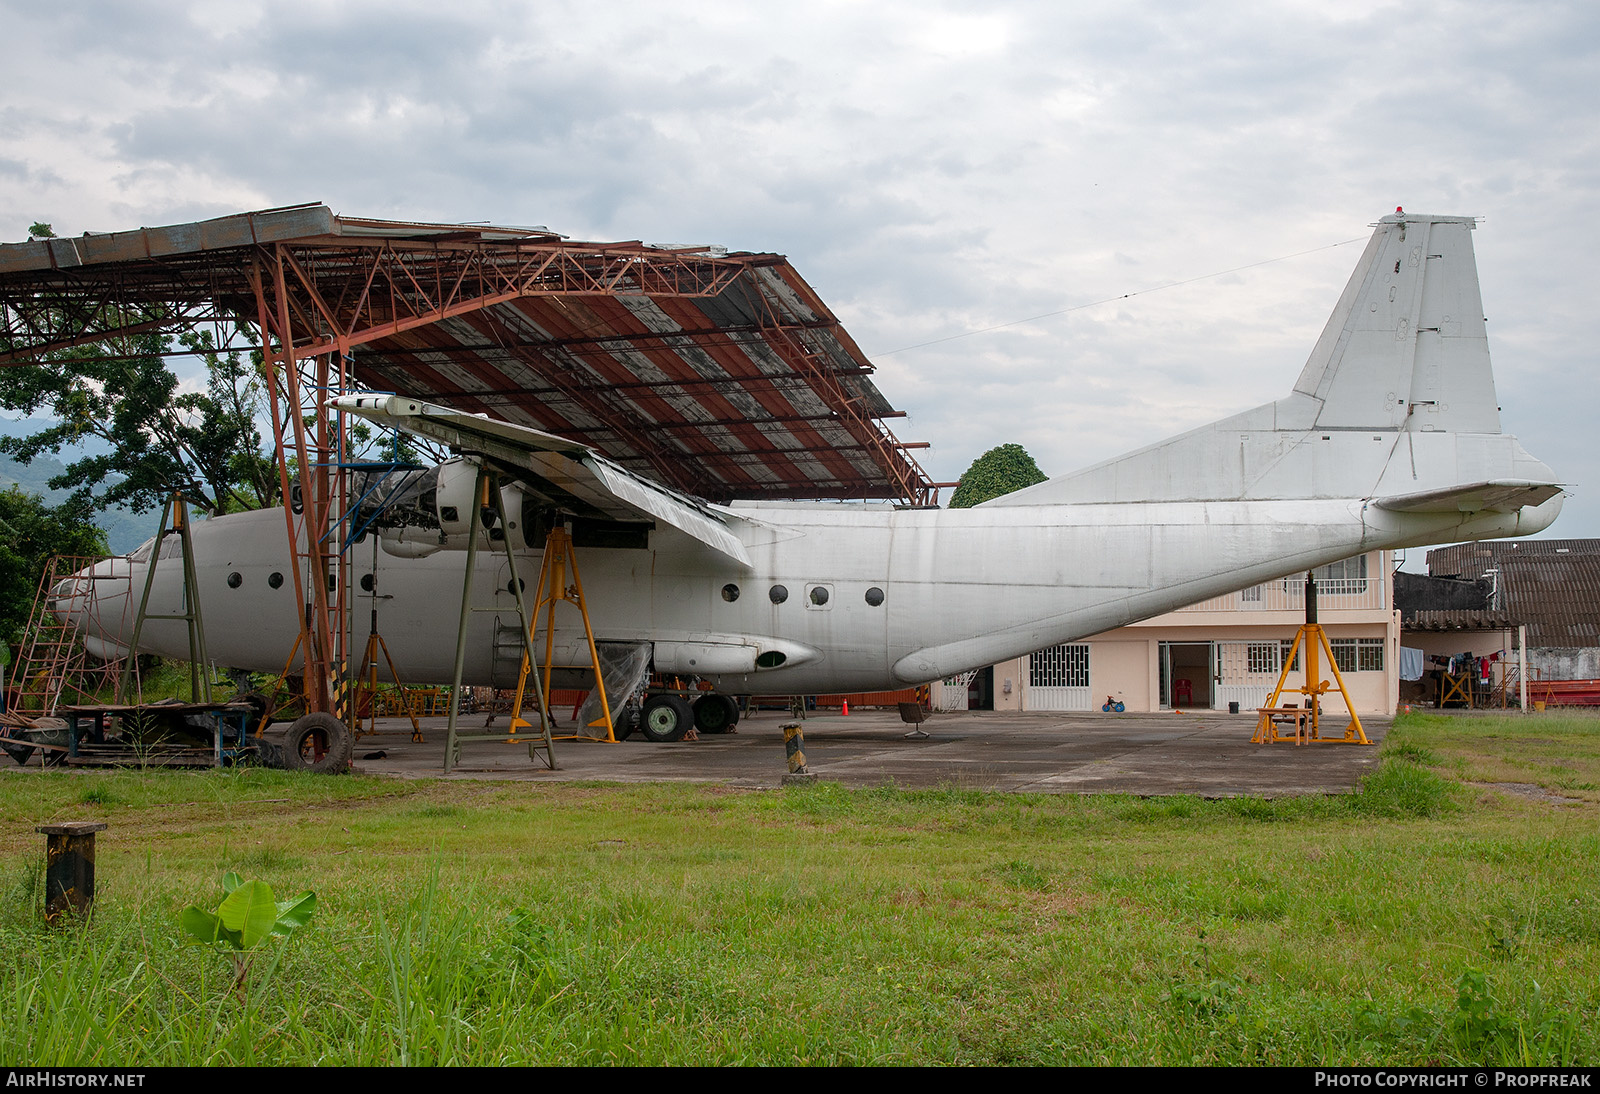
left=1487, top=553, right=1600, bottom=647
left=0, top=204, right=938, bottom=504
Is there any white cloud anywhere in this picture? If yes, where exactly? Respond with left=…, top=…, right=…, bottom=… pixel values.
left=0, top=0, right=1594, bottom=538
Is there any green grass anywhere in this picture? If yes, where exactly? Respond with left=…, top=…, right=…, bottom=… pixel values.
left=0, top=711, right=1595, bottom=1065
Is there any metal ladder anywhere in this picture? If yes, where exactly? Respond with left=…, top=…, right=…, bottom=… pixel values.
left=8, top=556, right=121, bottom=717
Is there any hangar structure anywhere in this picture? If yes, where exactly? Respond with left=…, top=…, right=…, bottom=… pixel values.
left=0, top=203, right=942, bottom=715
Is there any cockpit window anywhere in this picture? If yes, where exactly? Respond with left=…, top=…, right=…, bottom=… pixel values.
left=129, top=537, right=155, bottom=563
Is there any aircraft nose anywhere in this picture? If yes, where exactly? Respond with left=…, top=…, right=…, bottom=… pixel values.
left=48, top=560, right=115, bottom=630
left=49, top=573, right=91, bottom=626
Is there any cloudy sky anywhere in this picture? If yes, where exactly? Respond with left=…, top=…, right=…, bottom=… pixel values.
left=3, top=0, right=1596, bottom=556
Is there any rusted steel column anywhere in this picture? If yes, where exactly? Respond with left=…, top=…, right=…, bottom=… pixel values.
left=35, top=821, right=108, bottom=922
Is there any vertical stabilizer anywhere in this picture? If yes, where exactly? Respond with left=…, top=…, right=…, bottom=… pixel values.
left=1293, top=212, right=1500, bottom=434
left=985, top=211, right=1554, bottom=512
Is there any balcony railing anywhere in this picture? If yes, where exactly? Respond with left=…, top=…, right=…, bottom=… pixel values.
left=1176, top=574, right=1386, bottom=613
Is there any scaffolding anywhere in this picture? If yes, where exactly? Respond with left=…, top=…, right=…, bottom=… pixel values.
left=0, top=204, right=944, bottom=730
left=118, top=495, right=211, bottom=705
left=442, top=464, right=556, bottom=773
left=7, top=555, right=125, bottom=717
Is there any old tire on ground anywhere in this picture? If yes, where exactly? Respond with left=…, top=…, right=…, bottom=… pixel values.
left=639, top=694, right=693, bottom=743
left=282, top=712, right=353, bottom=774
left=692, top=692, right=740, bottom=734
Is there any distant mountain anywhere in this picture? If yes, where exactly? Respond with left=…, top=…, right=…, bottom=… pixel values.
left=0, top=451, right=158, bottom=556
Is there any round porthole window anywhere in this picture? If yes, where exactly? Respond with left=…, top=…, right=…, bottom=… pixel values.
left=809, top=585, right=829, bottom=606
left=865, top=587, right=885, bottom=606
left=721, top=583, right=740, bottom=602
left=268, top=572, right=284, bottom=589
left=769, top=584, right=788, bottom=604
left=226, top=571, right=242, bottom=589
left=360, top=574, right=375, bottom=593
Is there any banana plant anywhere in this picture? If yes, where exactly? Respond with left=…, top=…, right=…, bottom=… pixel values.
left=180, top=872, right=316, bottom=994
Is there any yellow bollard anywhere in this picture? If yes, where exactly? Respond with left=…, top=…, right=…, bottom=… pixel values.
left=781, top=722, right=817, bottom=785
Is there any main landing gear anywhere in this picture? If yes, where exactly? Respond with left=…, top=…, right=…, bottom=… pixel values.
left=628, top=689, right=742, bottom=742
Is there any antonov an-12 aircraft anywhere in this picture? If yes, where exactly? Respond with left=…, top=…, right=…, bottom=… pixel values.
left=58, top=211, right=1562, bottom=742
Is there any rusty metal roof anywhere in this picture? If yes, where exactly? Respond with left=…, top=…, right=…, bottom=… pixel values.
left=1425, top=538, right=1600, bottom=577
left=1403, top=610, right=1518, bottom=632
left=0, top=204, right=939, bottom=505
left=1496, top=555, right=1600, bottom=647
left=1424, top=540, right=1600, bottom=647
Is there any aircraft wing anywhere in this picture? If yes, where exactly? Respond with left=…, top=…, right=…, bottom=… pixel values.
left=332, top=394, right=751, bottom=566
left=1372, top=480, right=1564, bottom=514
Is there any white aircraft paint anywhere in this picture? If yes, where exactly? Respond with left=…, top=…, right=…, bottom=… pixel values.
left=58, top=212, right=1563, bottom=697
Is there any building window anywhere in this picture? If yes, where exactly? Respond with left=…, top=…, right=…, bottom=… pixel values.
left=1247, top=642, right=1278, bottom=674
left=1030, top=644, right=1090, bottom=688
left=1358, top=638, right=1385, bottom=672
left=1280, top=640, right=1300, bottom=672
left=1323, top=637, right=1384, bottom=672
left=1331, top=638, right=1357, bottom=674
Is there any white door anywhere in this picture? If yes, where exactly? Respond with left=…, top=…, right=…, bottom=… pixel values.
left=1213, top=640, right=1289, bottom=711
left=1028, top=644, right=1092, bottom=711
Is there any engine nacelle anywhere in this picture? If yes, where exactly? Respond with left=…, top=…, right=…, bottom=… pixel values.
left=379, top=457, right=530, bottom=557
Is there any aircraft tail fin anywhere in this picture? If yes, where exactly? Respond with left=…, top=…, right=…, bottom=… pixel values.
left=985, top=211, right=1559, bottom=514
left=1292, top=211, right=1500, bottom=434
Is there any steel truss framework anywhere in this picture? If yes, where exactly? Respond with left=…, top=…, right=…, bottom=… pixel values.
left=0, top=204, right=942, bottom=716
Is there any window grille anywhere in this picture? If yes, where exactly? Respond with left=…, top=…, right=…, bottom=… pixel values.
left=1030, top=644, right=1090, bottom=688
left=1358, top=638, right=1385, bottom=672
left=1331, top=638, right=1357, bottom=674
left=1246, top=642, right=1278, bottom=674
left=1280, top=639, right=1300, bottom=672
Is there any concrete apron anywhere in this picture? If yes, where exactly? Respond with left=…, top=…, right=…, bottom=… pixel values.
left=348, top=708, right=1390, bottom=797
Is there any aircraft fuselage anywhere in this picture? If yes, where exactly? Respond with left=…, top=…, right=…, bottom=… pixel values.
left=68, top=480, right=1557, bottom=695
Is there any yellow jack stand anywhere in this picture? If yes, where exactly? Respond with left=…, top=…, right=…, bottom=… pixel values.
left=510, top=525, right=617, bottom=742
left=1252, top=573, right=1371, bottom=745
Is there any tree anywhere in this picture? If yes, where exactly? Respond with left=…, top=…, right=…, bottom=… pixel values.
left=948, top=443, right=1048, bottom=508
left=0, top=326, right=279, bottom=517
left=0, top=487, right=106, bottom=655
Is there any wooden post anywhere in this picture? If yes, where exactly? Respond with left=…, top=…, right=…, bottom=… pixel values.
left=35, top=821, right=108, bottom=922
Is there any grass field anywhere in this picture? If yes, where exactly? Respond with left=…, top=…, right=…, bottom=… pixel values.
left=0, top=710, right=1595, bottom=1066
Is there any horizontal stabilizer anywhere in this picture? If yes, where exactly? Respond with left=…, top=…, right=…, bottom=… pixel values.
left=1372, top=480, right=1564, bottom=514
left=333, top=394, right=751, bottom=565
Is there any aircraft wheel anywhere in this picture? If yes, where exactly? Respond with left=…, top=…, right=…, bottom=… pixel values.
left=639, top=694, right=693, bottom=742
left=282, top=712, right=353, bottom=774
left=613, top=705, right=639, bottom=741
left=693, top=692, right=739, bottom=734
